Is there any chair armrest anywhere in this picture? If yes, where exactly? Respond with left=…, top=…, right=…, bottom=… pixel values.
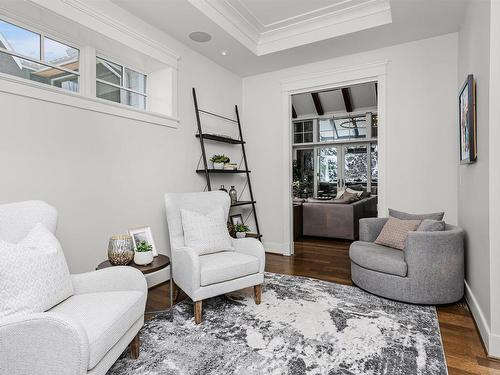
left=404, top=227, right=465, bottom=276
left=0, top=312, right=88, bottom=375
left=359, top=217, right=388, bottom=242
left=172, top=247, right=201, bottom=297
left=232, top=238, right=265, bottom=273
left=71, top=266, right=147, bottom=295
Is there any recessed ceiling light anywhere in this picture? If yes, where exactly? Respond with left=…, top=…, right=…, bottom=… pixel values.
left=189, top=31, right=211, bottom=43
left=221, top=50, right=228, bottom=56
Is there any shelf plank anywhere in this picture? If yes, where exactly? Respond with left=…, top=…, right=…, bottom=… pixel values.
left=195, top=133, right=244, bottom=144
left=196, top=169, right=250, bottom=174
left=231, top=200, right=256, bottom=207
left=245, top=233, right=262, bottom=239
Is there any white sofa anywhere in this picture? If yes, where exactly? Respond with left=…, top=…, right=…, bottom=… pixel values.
left=164, top=191, right=265, bottom=324
left=0, top=201, right=147, bottom=375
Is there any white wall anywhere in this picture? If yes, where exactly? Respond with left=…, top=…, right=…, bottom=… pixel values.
left=488, top=0, right=500, bottom=357
left=0, top=5, right=242, bottom=274
left=457, top=0, right=492, bottom=351
left=243, top=33, right=459, bottom=253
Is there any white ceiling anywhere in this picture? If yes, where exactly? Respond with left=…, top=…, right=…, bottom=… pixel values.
left=187, top=0, right=392, bottom=55
left=111, top=0, right=467, bottom=77
left=292, top=82, right=377, bottom=117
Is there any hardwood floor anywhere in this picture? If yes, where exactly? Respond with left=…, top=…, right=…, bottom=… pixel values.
left=147, top=237, right=500, bottom=374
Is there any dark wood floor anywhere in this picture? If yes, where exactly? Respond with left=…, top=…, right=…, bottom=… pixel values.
left=147, top=237, right=500, bottom=375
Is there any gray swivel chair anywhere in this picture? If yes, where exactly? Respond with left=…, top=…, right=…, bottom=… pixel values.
left=349, top=217, right=465, bottom=304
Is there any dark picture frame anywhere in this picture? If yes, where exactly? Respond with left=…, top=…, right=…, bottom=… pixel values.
left=459, top=74, right=477, bottom=164
left=230, top=214, right=244, bottom=226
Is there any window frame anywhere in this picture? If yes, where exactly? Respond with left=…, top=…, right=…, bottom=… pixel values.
left=95, top=54, right=148, bottom=110
left=0, top=16, right=81, bottom=92
left=0, top=13, right=179, bottom=128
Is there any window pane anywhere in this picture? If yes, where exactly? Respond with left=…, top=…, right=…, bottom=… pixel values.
left=0, top=51, right=78, bottom=91
left=318, top=147, right=338, bottom=197
left=371, top=144, right=378, bottom=185
left=125, top=67, right=146, bottom=94
left=0, top=19, right=40, bottom=60
left=303, top=132, right=313, bottom=143
left=96, top=57, right=122, bottom=85
left=371, top=114, right=378, bottom=138
left=294, top=122, right=303, bottom=133
left=294, top=134, right=303, bottom=144
left=293, top=149, right=314, bottom=198
left=44, top=37, right=79, bottom=70
left=303, top=121, right=313, bottom=132
left=319, top=119, right=334, bottom=141
left=97, top=81, right=146, bottom=110
left=344, top=145, right=368, bottom=185
left=334, top=116, right=367, bottom=140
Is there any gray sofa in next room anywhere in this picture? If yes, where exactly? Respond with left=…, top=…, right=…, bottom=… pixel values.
left=349, top=217, right=465, bottom=304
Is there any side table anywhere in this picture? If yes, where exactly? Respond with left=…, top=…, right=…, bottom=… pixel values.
left=96, top=254, right=173, bottom=318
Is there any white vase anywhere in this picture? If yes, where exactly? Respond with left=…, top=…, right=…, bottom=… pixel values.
left=213, top=162, right=224, bottom=170
left=236, top=232, right=246, bottom=238
left=134, top=251, right=154, bottom=265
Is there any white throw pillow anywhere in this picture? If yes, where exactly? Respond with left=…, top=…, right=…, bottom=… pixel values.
left=335, top=188, right=345, bottom=199
left=0, top=223, right=74, bottom=319
left=346, top=188, right=363, bottom=198
left=180, top=207, right=234, bottom=255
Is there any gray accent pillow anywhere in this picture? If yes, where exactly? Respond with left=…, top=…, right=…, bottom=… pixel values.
left=418, top=219, right=445, bottom=232
left=389, top=208, right=445, bottom=221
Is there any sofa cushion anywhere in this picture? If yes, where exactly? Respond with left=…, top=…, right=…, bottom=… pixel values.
left=389, top=208, right=445, bottom=221
left=375, top=217, right=421, bottom=250
left=199, top=251, right=259, bottom=286
left=0, top=224, right=73, bottom=319
left=418, top=219, right=446, bottom=232
left=181, top=207, right=234, bottom=255
left=49, top=291, right=145, bottom=370
left=350, top=241, right=408, bottom=277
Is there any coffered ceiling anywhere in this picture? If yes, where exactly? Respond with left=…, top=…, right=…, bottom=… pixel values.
left=187, top=0, right=392, bottom=55
left=112, top=0, right=468, bottom=77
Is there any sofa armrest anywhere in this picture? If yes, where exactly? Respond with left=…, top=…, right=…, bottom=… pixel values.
left=172, top=247, right=201, bottom=297
left=404, top=227, right=465, bottom=276
left=0, top=312, right=89, bottom=375
left=359, top=217, right=388, bottom=242
left=71, top=266, right=147, bottom=295
left=232, top=238, right=265, bottom=273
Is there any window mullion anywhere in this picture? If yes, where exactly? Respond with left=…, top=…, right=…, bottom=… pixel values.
left=79, top=46, right=96, bottom=97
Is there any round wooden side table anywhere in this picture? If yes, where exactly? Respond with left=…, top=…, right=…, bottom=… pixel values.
left=96, top=254, right=173, bottom=318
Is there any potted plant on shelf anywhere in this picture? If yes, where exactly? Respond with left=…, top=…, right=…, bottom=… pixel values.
left=134, top=240, right=154, bottom=265
left=210, top=154, right=230, bottom=170
left=235, top=223, right=250, bottom=238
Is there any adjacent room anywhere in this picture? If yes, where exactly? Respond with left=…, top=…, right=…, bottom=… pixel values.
left=1, top=1, right=499, bottom=374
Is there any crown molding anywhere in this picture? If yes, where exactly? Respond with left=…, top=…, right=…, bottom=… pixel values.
left=29, top=0, right=180, bottom=68
left=188, top=0, right=392, bottom=56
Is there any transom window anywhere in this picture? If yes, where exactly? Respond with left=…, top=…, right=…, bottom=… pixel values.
left=293, top=120, right=313, bottom=144
left=96, top=57, right=147, bottom=110
left=0, top=19, right=79, bottom=92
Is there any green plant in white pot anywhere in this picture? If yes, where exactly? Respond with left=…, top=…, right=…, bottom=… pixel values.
left=235, top=223, right=250, bottom=238
left=210, top=154, right=230, bottom=169
left=134, top=241, right=154, bottom=265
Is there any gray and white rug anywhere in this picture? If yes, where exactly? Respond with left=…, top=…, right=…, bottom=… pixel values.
left=109, top=273, right=447, bottom=375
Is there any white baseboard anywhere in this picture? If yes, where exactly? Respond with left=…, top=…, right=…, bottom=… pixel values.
left=464, top=280, right=491, bottom=353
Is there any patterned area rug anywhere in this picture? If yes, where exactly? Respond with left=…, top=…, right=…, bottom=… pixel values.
left=109, top=273, right=447, bottom=375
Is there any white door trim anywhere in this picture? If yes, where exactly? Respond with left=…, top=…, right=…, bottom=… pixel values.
left=280, top=60, right=388, bottom=256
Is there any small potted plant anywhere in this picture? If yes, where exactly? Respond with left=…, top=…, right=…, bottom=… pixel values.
left=210, top=154, right=230, bottom=170
left=235, top=223, right=250, bottom=238
left=134, top=240, right=154, bottom=265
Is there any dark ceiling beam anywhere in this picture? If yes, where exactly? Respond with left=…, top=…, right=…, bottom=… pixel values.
left=341, top=88, right=353, bottom=113
left=311, top=92, right=324, bottom=116
left=292, top=105, right=297, bottom=119
left=375, top=82, right=378, bottom=100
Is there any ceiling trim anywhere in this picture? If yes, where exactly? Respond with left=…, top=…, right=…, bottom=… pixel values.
left=29, top=0, right=180, bottom=68
left=188, top=0, right=392, bottom=56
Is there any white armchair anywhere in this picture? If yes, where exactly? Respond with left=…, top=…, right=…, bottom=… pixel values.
left=0, top=201, right=147, bottom=375
left=165, top=191, right=265, bottom=324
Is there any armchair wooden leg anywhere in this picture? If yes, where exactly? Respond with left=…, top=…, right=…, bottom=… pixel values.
left=130, top=334, right=140, bottom=359
left=254, top=284, right=262, bottom=305
left=173, top=282, right=181, bottom=304
left=194, top=300, right=202, bottom=324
